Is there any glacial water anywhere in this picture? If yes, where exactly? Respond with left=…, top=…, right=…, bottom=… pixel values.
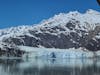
left=0, top=58, right=100, bottom=75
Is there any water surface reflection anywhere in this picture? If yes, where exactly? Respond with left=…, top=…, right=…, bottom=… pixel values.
left=0, top=58, right=100, bottom=75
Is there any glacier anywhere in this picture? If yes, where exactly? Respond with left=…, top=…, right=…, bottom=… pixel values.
left=18, top=46, right=98, bottom=59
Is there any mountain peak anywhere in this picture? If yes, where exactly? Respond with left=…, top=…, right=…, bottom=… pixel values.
left=0, top=9, right=100, bottom=52
left=86, top=9, right=100, bottom=15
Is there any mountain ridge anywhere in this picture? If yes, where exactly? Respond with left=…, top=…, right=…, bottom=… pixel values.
left=0, top=9, right=100, bottom=53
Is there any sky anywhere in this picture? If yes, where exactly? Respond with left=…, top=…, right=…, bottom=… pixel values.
left=0, top=0, right=99, bottom=28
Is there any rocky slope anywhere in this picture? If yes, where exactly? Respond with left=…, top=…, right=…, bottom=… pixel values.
left=0, top=9, right=100, bottom=57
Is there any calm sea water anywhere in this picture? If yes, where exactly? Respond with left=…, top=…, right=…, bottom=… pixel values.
left=0, top=58, right=100, bottom=75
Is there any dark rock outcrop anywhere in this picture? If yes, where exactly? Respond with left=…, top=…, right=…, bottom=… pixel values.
left=0, top=44, right=25, bottom=57
left=2, top=20, right=100, bottom=51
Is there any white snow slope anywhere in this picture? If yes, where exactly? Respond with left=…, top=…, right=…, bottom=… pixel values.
left=0, top=9, right=100, bottom=41
left=0, top=9, right=100, bottom=58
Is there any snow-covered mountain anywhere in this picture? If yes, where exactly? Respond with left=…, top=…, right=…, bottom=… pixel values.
left=0, top=9, right=100, bottom=56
